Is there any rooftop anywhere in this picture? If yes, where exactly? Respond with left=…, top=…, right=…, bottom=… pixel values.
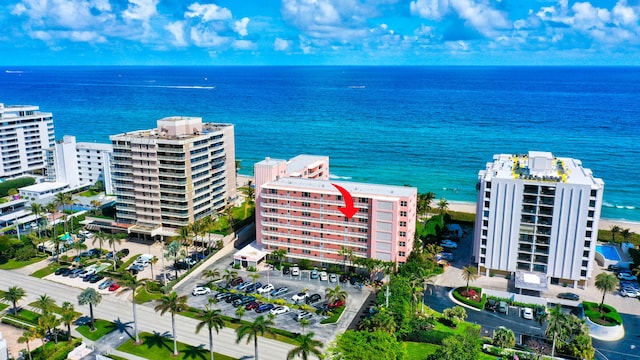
left=480, top=151, right=603, bottom=186
left=268, top=177, right=416, bottom=198
left=20, top=182, right=69, bottom=193
left=77, top=142, right=113, bottom=152
left=110, top=118, right=232, bottom=142
left=286, top=155, right=328, bottom=176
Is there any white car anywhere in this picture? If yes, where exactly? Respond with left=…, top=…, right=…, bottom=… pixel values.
left=192, top=286, right=211, bottom=296
left=329, top=273, right=338, bottom=283
left=257, top=283, right=274, bottom=294
left=617, top=273, right=638, bottom=281
left=291, top=292, right=308, bottom=302
left=269, top=306, right=290, bottom=315
left=440, top=240, right=458, bottom=249
left=522, top=307, right=534, bottom=320
left=291, top=266, right=300, bottom=276
left=620, top=287, right=639, bottom=298
left=319, top=271, right=328, bottom=281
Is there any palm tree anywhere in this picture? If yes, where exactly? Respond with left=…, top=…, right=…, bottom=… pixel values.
left=609, top=225, right=621, bottom=242
left=149, top=255, right=159, bottom=280
left=235, top=315, right=275, bottom=360
left=325, top=285, right=348, bottom=303
left=203, top=268, right=221, bottom=287
left=92, top=231, right=108, bottom=256
left=17, top=329, right=36, bottom=360
left=107, top=234, right=122, bottom=261
left=2, top=286, right=26, bottom=315
left=54, top=191, right=73, bottom=233
left=45, top=201, right=58, bottom=240
left=271, top=249, right=287, bottom=269
left=32, top=319, right=49, bottom=358
left=39, top=311, right=61, bottom=343
left=299, top=318, right=310, bottom=335
left=595, top=272, right=618, bottom=315
left=72, top=241, right=88, bottom=259
left=287, top=332, right=324, bottom=360
left=437, top=198, right=449, bottom=215
left=165, top=240, right=182, bottom=279
left=249, top=273, right=260, bottom=284
left=195, top=306, right=225, bottom=360
left=620, top=228, right=632, bottom=243
left=246, top=180, right=255, bottom=203
left=177, top=225, right=193, bottom=250
left=222, top=269, right=238, bottom=288
left=338, top=246, right=353, bottom=273
left=35, top=294, right=56, bottom=315
left=154, top=291, right=188, bottom=356
left=235, top=306, right=246, bottom=321
left=77, top=288, right=102, bottom=331
left=30, top=202, right=43, bottom=240
left=545, top=304, right=569, bottom=357
left=119, top=273, right=145, bottom=344
left=60, top=301, right=76, bottom=337
left=90, top=199, right=102, bottom=215
left=461, top=266, right=480, bottom=293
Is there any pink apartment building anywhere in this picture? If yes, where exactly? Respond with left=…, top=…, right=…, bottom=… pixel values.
left=235, top=155, right=417, bottom=268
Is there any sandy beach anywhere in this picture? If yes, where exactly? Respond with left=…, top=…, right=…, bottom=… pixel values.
left=447, top=200, right=640, bottom=233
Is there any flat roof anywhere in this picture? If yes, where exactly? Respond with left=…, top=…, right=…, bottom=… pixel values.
left=255, top=157, right=286, bottom=167
left=20, top=182, right=69, bottom=193
left=233, top=241, right=269, bottom=262
left=268, top=177, right=416, bottom=198
left=514, top=271, right=548, bottom=292
left=77, top=142, right=113, bottom=152
left=286, top=155, right=327, bottom=175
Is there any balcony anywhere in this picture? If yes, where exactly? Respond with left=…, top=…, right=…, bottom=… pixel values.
left=158, top=178, right=187, bottom=186
left=261, top=193, right=369, bottom=209
left=260, top=222, right=368, bottom=239
left=259, top=211, right=368, bottom=229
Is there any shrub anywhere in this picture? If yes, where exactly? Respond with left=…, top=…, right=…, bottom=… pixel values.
left=453, top=287, right=486, bottom=309
left=14, top=246, right=36, bottom=261
left=0, top=177, right=35, bottom=197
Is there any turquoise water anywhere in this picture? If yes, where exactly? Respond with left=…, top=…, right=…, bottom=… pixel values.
left=596, top=245, right=621, bottom=261
left=1, top=66, right=639, bottom=221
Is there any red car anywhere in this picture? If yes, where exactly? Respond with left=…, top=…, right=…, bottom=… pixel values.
left=108, top=283, right=121, bottom=292
left=245, top=301, right=262, bottom=310
left=328, top=299, right=345, bottom=309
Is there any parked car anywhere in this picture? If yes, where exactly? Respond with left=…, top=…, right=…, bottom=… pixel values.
left=291, top=266, right=300, bottom=276
left=306, top=294, right=322, bottom=304
left=55, top=267, right=69, bottom=275
left=607, top=264, right=623, bottom=272
left=118, top=248, right=130, bottom=257
left=498, top=301, right=508, bottom=313
left=215, top=292, right=232, bottom=301
left=282, top=266, right=290, bottom=275
left=89, top=274, right=104, bottom=283
left=319, top=271, right=328, bottom=281
left=484, top=299, right=498, bottom=312
left=271, top=287, right=289, bottom=297
left=245, top=282, right=263, bottom=293
left=192, top=286, right=211, bottom=296
left=61, top=268, right=73, bottom=277
left=295, top=311, right=313, bottom=321
left=557, top=292, right=580, bottom=301
left=237, top=281, right=253, bottom=291
left=437, top=252, right=454, bottom=261
left=339, top=274, right=349, bottom=283
left=256, top=303, right=275, bottom=313
left=245, top=301, right=262, bottom=310
left=535, top=306, right=546, bottom=319
left=328, top=299, right=345, bottom=309
left=226, top=294, right=244, bottom=303
left=270, top=306, right=290, bottom=315
left=620, top=287, right=639, bottom=298
left=98, top=279, right=114, bottom=290
left=233, top=296, right=255, bottom=307
left=257, top=284, right=274, bottom=294
left=310, top=268, right=319, bottom=279
left=229, top=277, right=244, bottom=287
left=618, top=273, right=638, bottom=281
left=292, top=292, right=308, bottom=302
left=108, top=283, right=121, bottom=292
left=129, top=264, right=144, bottom=272
left=329, top=273, right=338, bottom=283
left=69, top=268, right=84, bottom=278
left=522, top=307, right=534, bottom=320
left=440, top=240, right=458, bottom=249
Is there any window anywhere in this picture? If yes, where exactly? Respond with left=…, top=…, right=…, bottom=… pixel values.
left=399, top=231, right=406, bottom=237
left=302, top=250, right=311, bottom=254
left=302, top=192, right=311, bottom=197
left=302, top=202, right=311, bottom=207
left=358, top=228, right=367, bottom=233
left=400, top=211, right=407, bottom=216
left=302, top=221, right=311, bottom=226
left=302, top=240, right=311, bottom=245
left=302, top=212, right=311, bottom=217
left=399, top=251, right=406, bottom=257
left=399, top=221, right=407, bottom=227
left=269, top=189, right=277, bottom=194
left=302, top=230, right=311, bottom=235
left=359, top=198, right=369, bottom=203
left=400, top=201, right=407, bottom=206
left=399, top=241, right=406, bottom=247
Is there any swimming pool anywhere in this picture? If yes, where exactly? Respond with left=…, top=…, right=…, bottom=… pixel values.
left=596, top=245, right=621, bottom=261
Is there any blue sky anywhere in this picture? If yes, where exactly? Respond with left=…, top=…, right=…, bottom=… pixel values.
left=1, top=0, right=639, bottom=65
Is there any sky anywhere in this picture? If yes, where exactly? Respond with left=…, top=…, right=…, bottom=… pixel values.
left=1, top=0, right=639, bottom=66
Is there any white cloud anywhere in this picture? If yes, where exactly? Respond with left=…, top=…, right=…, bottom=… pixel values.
left=233, top=17, right=250, bottom=36
left=68, top=31, right=107, bottom=42
left=410, top=0, right=450, bottom=20
left=123, top=0, right=159, bottom=21
left=165, top=21, right=187, bottom=47
left=274, top=38, right=292, bottom=51
left=189, top=27, right=231, bottom=47
left=612, top=0, right=639, bottom=26
left=232, top=39, right=256, bottom=50
left=185, top=3, right=232, bottom=22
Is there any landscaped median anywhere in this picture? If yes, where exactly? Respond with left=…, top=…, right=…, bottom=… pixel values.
left=582, top=301, right=625, bottom=341
left=117, top=332, right=237, bottom=360
left=450, top=286, right=486, bottom=311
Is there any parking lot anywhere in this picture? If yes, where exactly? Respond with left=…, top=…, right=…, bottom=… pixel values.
left=177, top=263, right=372, bottom=341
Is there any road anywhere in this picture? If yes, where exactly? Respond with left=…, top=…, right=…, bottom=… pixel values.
left=0, top=269, right=294, bottom=360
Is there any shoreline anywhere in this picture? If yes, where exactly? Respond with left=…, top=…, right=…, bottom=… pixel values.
left=446, top=201, right=640, bottom=233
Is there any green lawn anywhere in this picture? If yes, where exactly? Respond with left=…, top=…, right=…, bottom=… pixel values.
left=320, top=306, right=346, bottom=324
left=79, top=189, right=101, bottom=197
left=28, top=300, right=82, bottom=318
left=0, top=255, right=48, bottom=270
left=135, top=287, right=164, bottom=304
left=76, top=319, right=117, bottom=341
left=0, top=303, right=8, bottom=312
left=31, top=262, right=60, bottom=278
left=118, top=332, right=237, bottom=360
left=404, top=341, right=439, bottom=359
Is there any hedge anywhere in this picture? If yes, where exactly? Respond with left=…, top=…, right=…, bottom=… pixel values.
left=453, top=286, right=486, bottom=309
left=583, top=301, right=623, bottom=326
left=0, top=177, right=35, bottom=197
left=486, top=295, right=540, bottom=310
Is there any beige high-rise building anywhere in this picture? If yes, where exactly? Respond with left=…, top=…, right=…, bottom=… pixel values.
left=110, top=116, right=236, bottom=239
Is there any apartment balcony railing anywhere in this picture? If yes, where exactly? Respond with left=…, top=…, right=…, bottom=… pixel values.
left=261, top=204, right=369, bottom=220
left=158, top=178, right=188, bottom=186
left=260, top=211, right=368, bottom=229
left=261, top=221, right=368, bottom=239
left=158, top=163, right=186, bottom=170
left=261, top=193, right=370, bottom=209
left=157, top=154, right=186, bottom=161
left=262, top=231, right=369, bottom=249
left=159, top=187, right=188, bottom=195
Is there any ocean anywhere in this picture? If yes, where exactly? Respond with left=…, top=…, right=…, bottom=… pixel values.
left=1, top=66, right=639, bottom=222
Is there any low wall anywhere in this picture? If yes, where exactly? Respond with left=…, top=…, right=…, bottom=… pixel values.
left=585, top=316, right=625, bottom=341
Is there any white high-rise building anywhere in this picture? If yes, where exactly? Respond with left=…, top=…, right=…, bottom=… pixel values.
left=44, top=135, right=114, bottom=194
left=110, top=117, right=236, bottom=239
left=0, top=103, right=54, bottom=177
left=473, top=151, right=604, bottom=289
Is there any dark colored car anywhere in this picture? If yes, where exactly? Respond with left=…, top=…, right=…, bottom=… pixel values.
left=229, top=277, right=244, bottom=287
left=349, top=275, right=359, bottom=285
left=233, top=296, right=255, bottom=307
left=282, top=266, right=290, bottom=275
left=215, top=291, right=232, bottom=300
left=535, top=306, right=546, bottom=319
left=306, top=294, right=322, bottom=304
left=328, top=299, right=345, bottom=309
left=256, top=303, right=274, bottom=313
left=315, top=303, right=330, bottom=315
left=61, top=268, right=73, bottom=277
left=484, top=299, right=498, bottom=312
left=245, top=301, right=262, bottom=310
left=226, top=294, right=243, bottom=303
left=557, top=292, right=580, bottom=301
left=89, top=274, right=104, bottom=283
left=55, top=267, right=68, bottom=275
left=271, top=287, right=289, bottom=297
left=245, top=282, right=263, bottom=293
left=174, top=261, right=189, bottom=270
left=339, top=274, right=349, bottom=283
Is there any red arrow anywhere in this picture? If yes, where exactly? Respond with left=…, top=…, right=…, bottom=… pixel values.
left=332, top=183, right=358, bottom=219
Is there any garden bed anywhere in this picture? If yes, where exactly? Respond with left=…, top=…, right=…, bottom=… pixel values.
left=583, top=301, right=623, bottom=326
left=453, top=286, right=486, bottom=309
